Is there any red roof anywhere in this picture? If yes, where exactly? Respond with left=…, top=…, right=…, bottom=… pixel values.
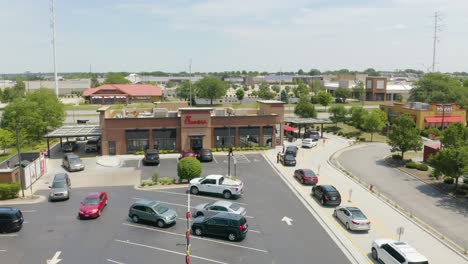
left=83, top=84, right=162, bottom=97
left=425, top=116, right=463, bottom=123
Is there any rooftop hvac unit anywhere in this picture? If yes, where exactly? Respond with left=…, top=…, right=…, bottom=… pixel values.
left=167, top=111, right=178, bottom=117
left=214, top=109, right=226, bottom=116
left=153, top=108, right=168, bottom=118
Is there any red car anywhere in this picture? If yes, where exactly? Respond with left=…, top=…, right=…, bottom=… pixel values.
left=78, top=192, right=108, bottom=219
left=294, top=169, right=318, bottom=185
left=179, top=150, right=197, bottom=160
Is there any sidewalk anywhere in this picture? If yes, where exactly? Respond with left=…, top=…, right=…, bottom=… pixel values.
left=266, top=134, right=467, bottom=264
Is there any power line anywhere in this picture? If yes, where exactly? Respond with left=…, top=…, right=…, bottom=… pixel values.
left=431, top=11, right=443, bottom=72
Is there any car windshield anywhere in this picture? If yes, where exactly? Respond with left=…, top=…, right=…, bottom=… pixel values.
left=285, top=155, right=295, bottom=160
left=83, top=198, right=99, bottom=205
left=229, top=203, right=241, bottom=211
left=304, top=170, right=316, bottom=176
left=349, top=209, right=367, bottom=220
left=204, top=202, right=214, bottom=208
left=52, top=181, right=66, bottom=188
left=153, top=204, right=169, bottom=214
left=304, top=139, right=312, bottom=142
left=69, top=157, right=81, bottom=164
left=146, top=153, right=158, bottom=158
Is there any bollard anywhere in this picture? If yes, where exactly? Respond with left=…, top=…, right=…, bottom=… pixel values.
left=369, top=185, right=373, bottom=192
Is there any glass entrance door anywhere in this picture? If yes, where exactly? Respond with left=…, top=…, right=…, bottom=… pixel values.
left=190, top=137, right=203, bottom=152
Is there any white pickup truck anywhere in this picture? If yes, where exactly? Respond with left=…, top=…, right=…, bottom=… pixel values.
left=189, top=174, right=244, bottom=199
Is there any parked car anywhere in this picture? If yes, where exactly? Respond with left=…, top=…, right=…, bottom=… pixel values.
left=371, top=239, right=429, bottom=264
left=197, top=149, right=213, bottom=162
left=78, top=192, right=108, bottom=219
left=301, top=138, right=318, bottom=148
left=142, top=149, right=160, bottom=166
left=304, top=130, right=320, bottom=140
left=311, top=185, right=341, bottom=206
left=128, top=200, right=177, bottom=228
left=189, top=174, right=244, bottom=199
left=333, top=206, right=371, bottom=231
left=85, top=139, right=100, bottom=152
left=62, top=153, right=85, bottom=172
left=62, top=141, right=78, bottom=152
left=294, top=169, right=318, bottom=185
left=284, top=146, right=298, bottom=157
left=280, top=154, right=296, bottom=166
left=49, top=173, right=71, bottom=201
left=193, top=200, right=246, bottom=218
left=0, top=207, right=23, bottom=233
left=191, top=212, right=248, bottom=241
left=179, top=150, right=197, bottom=160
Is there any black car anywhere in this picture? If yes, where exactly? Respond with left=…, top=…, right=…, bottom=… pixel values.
left=312, top=185, right=341, bottom=206
left=284, top=146, right=298, bottom=157
left=0, top=207, right=23, bottom=233
left=280, top=154, right=296, bottom=166
left=62, top=141, right=78, bottom=152
left=191, top=212, right=248, bottom=241
left=197, top=149, right=213, bottom=162
left=143, top=149, right=160, bottom=166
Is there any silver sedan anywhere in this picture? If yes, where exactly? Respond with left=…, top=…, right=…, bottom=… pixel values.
left=193, top=200, right=246, bottom=218
left=333, top=206, right=371, bottom=231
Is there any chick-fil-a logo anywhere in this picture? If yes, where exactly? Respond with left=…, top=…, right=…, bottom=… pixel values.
left=184, top=115, right=208, bottom=125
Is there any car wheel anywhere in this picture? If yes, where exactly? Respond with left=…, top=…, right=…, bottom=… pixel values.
left=223, top=191, right=232, bottom=199
left=194, top=227, right=203, bottom=236
left=371, top=248, right=378, bottom=260
left=346, top=222, right=350, bottom=230
left=196, top=212, right=203, bottom=217
left=227, top=232, right=237, bottom=241
left=300, top=178, right=305, bottom=184
left=132, top=215, right=139, bottom=223
left=312, top=189, right=316, bottom=196
left=156, top=220, right=165, bottom=228
left=190, top=187, right=199, bottom=195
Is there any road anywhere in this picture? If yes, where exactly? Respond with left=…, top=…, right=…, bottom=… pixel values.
left=336, top=143, right=468, bottom=251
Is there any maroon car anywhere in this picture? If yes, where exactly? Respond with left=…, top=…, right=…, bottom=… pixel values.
left=78, top=192, right=108, bottom=219
left=294, top=169, right=318, bottom=185
left=179, top=150, right=197, bottom=160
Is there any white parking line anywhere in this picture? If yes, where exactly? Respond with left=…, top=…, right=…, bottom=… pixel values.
left=122, top=222, right=268, bottom=253
left=115, top=239, right=230, bottom=264
left=0, top=250, right=6, bottom=252
left=249, top=229, right=261, bottom=234
left=23, top=221, right=29, bottom=224
left=213, top=156, right=218, bottom=164
left=0, top=234, right=17, bottom=237
left=107, top=259, right=126, bottom=264
left=175, top=218, right=261, bottom=234
left=142, top=190, right=249, bottom=206
left=21, top=210, right=37, bottom=213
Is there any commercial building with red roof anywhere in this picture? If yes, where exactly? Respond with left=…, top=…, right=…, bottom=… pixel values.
left=83, top=84, right=163, bottom=104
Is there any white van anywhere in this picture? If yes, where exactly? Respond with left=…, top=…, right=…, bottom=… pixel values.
left=372, top=239, right=428, bottom=264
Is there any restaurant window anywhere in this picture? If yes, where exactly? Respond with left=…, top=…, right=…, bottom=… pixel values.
left=153, top=129, right=176, bottom=150
left=239, top=127, right=260, bottom=147
left=263, top=126, right=273, bottom=147
left=126, top=130, right=149, bottom=153
left=214, top=128, right=235, bottom=148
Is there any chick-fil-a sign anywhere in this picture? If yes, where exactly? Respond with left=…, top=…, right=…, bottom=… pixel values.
left=184, top=115, right=208, bottom=125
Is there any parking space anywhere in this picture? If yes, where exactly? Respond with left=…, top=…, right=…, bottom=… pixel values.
left=0, top=153, right=352, bottom=264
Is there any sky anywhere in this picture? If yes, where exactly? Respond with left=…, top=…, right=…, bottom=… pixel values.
left=1, top=0, right=468, bottom=74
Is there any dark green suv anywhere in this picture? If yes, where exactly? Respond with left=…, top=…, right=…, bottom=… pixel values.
left=192, top=212, right=248, bottom=241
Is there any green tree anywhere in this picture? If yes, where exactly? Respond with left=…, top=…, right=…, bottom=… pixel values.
left=250, top=90, right=259, bottom=97
left=243, top=85, right=249, bottom=91
left=364, top=68, right=379, bottom=76
left=298, top=69, right=305, bottom=75
left=430, top=146, right=468, bottom=190
left=166, top=81, right=176, bottom=88
left=352, top=81, right=365, bottom=101
left=103, top=73, right=131, bottom=84
left=195, top=77, right=227, bottom=104
left=387, top=115, right=422, bottom=159
left=176, top=80, right=192, bottom=101
left=362, top=109, right=387, bottom=142
left=284, top=86, right=291, bottom=94
left=297, top=82, right=309, bottom=98
left=294, top=96, right=317, bottom=118
left=91, top=75, right=100, bottom=88
left=177, top=157, right=202, bottom=182
left=309, top=80, right=324, bottom=95
left=316, top=90, right=333, bottom=110
left=280, top=90, right=289, bottom=103
left=334, top=88, right=351, bottom=103
left=271, top=85, right=281, bottom=94
left=235, top=89, right=245, bottom=101
left=395, top=94, right=403, bottom=102
left=348, top=106, right=367, bottom=129
left=409, top=73, right=462, bottom=103
left=441, top=122, right=468, bottom=148
left=308, top=69, right=321, bottom=76
left=329, top=105, right=347, bottom=127
left=258, top=82, right=275, bottom=100
left=0, top=128, right=14, bottom=154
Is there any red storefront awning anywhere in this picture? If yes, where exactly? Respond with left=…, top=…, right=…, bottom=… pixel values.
left=283, top=125, right=295, bottom=132
left=425, top=116, right=463, bottom=123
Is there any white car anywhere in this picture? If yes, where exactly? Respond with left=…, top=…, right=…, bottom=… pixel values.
left=189, top=175, right=244, bottom=199
left=302, top=138, right=318, bottom=148
left=193, top=200, right=246, bottom=218
left=333, top=206, right=370, bottom=231
left=371, top=239, right=429, bottom=264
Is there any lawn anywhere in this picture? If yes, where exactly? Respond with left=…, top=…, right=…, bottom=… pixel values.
left=0, top=139, right=58, bottom=163
left=323, top=123, right=388, bottom=143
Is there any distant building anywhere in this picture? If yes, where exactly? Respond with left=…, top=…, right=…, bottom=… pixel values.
left=125, top=74, right=202, bottom=85
left=83, top=84, right=163, bottom=104
left=366, top=77, right=387, bottom=101
left=292, top=76, right=324, bottom=85
left=24, top=79, right=91, bottom=95
left=223, top=77, right=245, bottom=84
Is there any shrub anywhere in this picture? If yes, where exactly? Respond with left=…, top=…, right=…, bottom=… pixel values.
left=140, top=180, right=153, bottom=187
left=460, top=183, right=468, bottom=191
left=135, top=150, right=145, bottom=155
left=177, top=157, right=202, bottom=181
left=392, top=154, right=403, bottom=160
left=416, top=164, right=429, bottom=171
left=464, top=176, right=468, bottom=184
left=443, top=177, right=454, bottom=184
left=430, top=169, right=441, bottom=179
left=421, top=128, right=441, bottom=138
left=359, top=137, right=366, bottom=142
left=158, top=177, right=175, bottom=185
left=405, top=161, right=418, bottom=169
left=152, top=172, right=160, bottom=183
left=454, top=189, right=467, bottom=196
left=0, top=183, right=20, bottom=200
left=211, top=148, right=217, bottom=152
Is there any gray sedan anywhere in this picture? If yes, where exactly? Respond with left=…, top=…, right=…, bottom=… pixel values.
left=193, top=200, right=246, bottom=218
left=333, top=206, right=371, bottom=231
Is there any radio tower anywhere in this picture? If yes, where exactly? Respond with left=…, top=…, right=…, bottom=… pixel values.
left=50, top=0, right=59, bottom=96
left=431, top=11, right=442, bottom=72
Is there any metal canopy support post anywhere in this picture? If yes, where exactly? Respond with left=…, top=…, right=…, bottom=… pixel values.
left=47, top=139, right=50, bottom=159
left=15, top=123, right=25, bottom=197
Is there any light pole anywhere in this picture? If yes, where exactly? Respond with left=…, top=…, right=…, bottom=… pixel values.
left=15, top=123, right=25, bottom=198
left=185, top=187, right=191, bottom=264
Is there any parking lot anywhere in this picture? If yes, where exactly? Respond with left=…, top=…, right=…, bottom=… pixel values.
left=0, top=153, right=351, bottom=264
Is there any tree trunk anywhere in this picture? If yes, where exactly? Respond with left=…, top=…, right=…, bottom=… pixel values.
left=210, top=98, right=213, bottom=105
left=370, top=132, right=373, bottom=142
left=454, top=176, right=459, bottom=190
left=401, top=151, right=405, bottom=160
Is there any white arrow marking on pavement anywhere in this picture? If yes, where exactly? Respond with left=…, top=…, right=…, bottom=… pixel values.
left=281, top=216, right=293, bottom=226
left=47, top=251, right=62, bottom=264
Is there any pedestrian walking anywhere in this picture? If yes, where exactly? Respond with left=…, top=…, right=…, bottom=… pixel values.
left=282, top=145, right=285, bottom=153
left=277, top=152, right=281, bottom=163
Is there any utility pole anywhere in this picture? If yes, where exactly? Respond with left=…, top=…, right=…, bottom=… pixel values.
left=50, top=0, right=59, bottom=97
left=185, top=187, right=191, bottom=264
left=432, top=11, right=442, bottom=72
left=189, top=59, right=192, bottom=107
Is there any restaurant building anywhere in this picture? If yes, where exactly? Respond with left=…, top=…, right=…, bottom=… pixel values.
left=380, top=102, right=466, bottom=130
left=97, top=100, right=285, bottom=155
left=83, top=84, right=163, bottom=104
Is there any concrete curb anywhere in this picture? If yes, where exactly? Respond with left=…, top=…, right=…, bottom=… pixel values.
left=0, top=195, right=46, bottom=205
left=329, top=145, right=468, bottom=259
left=134, top=184, right=189, bottom=191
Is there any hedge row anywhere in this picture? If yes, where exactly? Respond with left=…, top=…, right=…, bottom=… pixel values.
left=134, top=149, right=178, bottom=155
left=405, top=161, right=429, bottom=171
left=0, top=183, right=20, bottom=200
left=211, top=146, right=269, bottom=152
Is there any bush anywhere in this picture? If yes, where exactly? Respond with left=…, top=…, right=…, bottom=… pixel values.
left=460, top=184, right=468, bottom=191
left=135, top=150, right=145, bottom=155
left=0, top=183, right=20, bottom=200
left=392, top=154, right=403, bottom=160
left=405, top=161, right=418, bottom=169
left=152, top=172, right=160, bottom=183
left=359, top=137, right=366, bottom=142
left=158, top=177, right=175, bottom=185
left=416, top=164, right=429, bottom=171
left=464, top=176, right=468, bottom=184
left=421, top=128, right=441, bottom=138
left=454, top=189, right=467, bottom=195
left=443, top=177, right=454, bottom=184
left=430, top=169, right=441, bottom=179
left=140, top=180, right=154, bottom=187
left=177, top=157, right=202, bottom=181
